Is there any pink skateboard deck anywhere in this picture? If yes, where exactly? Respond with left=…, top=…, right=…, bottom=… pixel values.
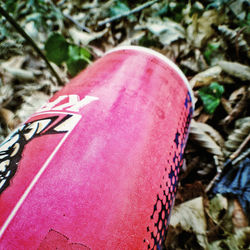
left=0, top=46, right=193, bottom=250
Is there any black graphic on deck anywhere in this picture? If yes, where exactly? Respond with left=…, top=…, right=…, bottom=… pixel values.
left=0, top=115, right=73, bottom=195
left=144, top=92, right=193, bottom=250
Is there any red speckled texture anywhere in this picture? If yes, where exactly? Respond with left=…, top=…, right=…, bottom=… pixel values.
left=0, top=48, right=193, bottom=250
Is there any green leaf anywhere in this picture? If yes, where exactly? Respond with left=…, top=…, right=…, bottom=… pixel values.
left=207, top=0, right=231, bottom=9
left=204, top=42, right=220, bottom=64
left=45, top=33, right=69, bottom=65
left=66, top=45, right=92, bottom=76
left=110, top=1, right=130, bottom=17
left=68, top=45, right=92, bottom=61
left=5, top=0, right=18, bottom=13
left=110, top=0, right=135, bottom=21
left=139, top=33, right=161, bottom=47
left=198, top=82, right=224, bottom=114
left=66, top=58, right=88, bottom=77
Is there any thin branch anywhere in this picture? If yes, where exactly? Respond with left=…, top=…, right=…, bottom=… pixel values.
left=232, top=148, right=250, bottom=166
left=205, top=169, right=222, bottom=193
left=63, top=13, right=91, bottom=33
left=48, top=0, right=91, bottom=33
left=98, top=0, right=159, bottom=27
left=223, top=86, right=250, bottom=125
left=0, top=5, right=64, bottom=85
left=230, top=133, right=250, bottom=160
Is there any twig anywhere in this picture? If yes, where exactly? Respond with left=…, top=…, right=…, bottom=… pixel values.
left=180, top=156, right=199, bottom=181
left=0, top=5, right=64, bottom=85
left=205, top=164, right=223, bottom=193
left=49, top=0, right=91, bottom=34
left=230, top=133, right=250, bottom=160
left=232, top=148, right=250, bottom=166
left=63, top=13, right=91, bottom=33
left=98, top=0, right=159, bottom=27
left=223, top=86, right=250, bottom=125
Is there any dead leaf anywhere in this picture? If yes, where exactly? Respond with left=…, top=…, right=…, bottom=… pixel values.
left=15, top=91, right=50, bottom=122
left=169, top=197, right=208, bottom=249
left=221, top=97, right=233, bottom=115
left=229, top=0, right=248, bottom=20
left=197, top=112, right=212, bottom=123
left=208, top=194, right=228, bottom=225
left=0, top=83, right=13, bottom=107
left=180, top=49, right=207, bottom=73
left=207, top=227, right=250, bottom=250
left=217, top=25, right=250, bottom=59
left=0, top=39, right=23, bottom=60
left=118, top=30, right=145, bottom=46
left=190, top=66, right=234, bottom=88
left=187, top=10, right=224, bottom=48
left=218, top=61, right=250, bottom=81
left=1, top=56, right=25, bottom=69
left=175, top=181, right=205, bottom=204
left=196, top=122, right=224, bottom=148
left=232, top=199, right=248, bottom=228
left=224, top=116, right=250, bottom=156
left=68, top=27, right=108, bottom=46
left=190, top=66, right=222, bottom=88
left=222, top=86, right=250, bottom=125
left=228, top=86, right=246, bottom=106
left=190, top=120, right=224, bottom=161
left=2, top=67, right=35, bottom=81
left=0, top=108, right=20, bottom=130
left=193, top=106, right=203, bottom=118
left=139, top=17, right=185, bottom=46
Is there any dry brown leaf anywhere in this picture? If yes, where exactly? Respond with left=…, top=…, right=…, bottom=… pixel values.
left=190, top=120, right=224, bottom=162
left=68, top=27, right=109, bottom=46
left=1, top=55, right=26, bottom=69
left=180, top=49, right=207, bottom=73
left=197, top=163, right=215, bottom=176
left=207, top=194, right=228, bottom=225
left=175, top=181, right=205, bottom=204
left=0, top=83, right=13, bottom=107
left=49, top=62, right=69, bottom=84
left=218, top=61, right=250, bottom=81
left=142, top=17, right=185, bottom=46
left=193, top=106, right=204, bottom=118
left=221, top=97, right=233, bottom=115
left=15, top=91, right=50, bottom=122
left=0, top=55, right=44, bottom=81
left=190, top=66, right=222, bottom=88
left=224, top=117, right=250, bottom=156
left=190, top=65, right=235, bottom=88
left=169, top=197, right=208, bottom=249
left=180, top=156, right=200, bottom=181
left=196, top=122, right=225, bottom=148
left=232, top=199, right=248, bottom=229
left=0, top=108, right=20, bottom=130
left=223, top=86, right=250, bottom=125
left=187, top=10, right=224, bottom=48
left=217, top=25, right=250, bottom=59
left=2, top=67, right=35, bottom=81
left=197, top=113, right=212, bottom=124
left=229, top=86, right=245, bottom=105
left=118, top=30, right=145, bottom=46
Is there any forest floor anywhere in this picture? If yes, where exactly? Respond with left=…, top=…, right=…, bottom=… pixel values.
left=0, top=1, right=249, bottom=249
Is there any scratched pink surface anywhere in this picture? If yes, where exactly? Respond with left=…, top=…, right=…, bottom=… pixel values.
left=0, top=48, right=193, bottom=249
